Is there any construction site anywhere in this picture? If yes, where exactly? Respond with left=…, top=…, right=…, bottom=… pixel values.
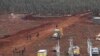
left=0, top=0, right=100, bottom=56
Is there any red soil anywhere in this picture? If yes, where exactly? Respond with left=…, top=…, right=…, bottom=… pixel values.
left=0, top=13, right=99, bottom=56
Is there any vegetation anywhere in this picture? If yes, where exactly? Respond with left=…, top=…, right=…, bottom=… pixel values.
left=0, top=0, right=100, bottom=15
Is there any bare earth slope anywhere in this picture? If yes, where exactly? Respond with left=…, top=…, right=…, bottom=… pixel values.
left=0, top=14, right=100, bottom=56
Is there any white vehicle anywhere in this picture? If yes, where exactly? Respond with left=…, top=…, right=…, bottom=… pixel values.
left=52, top=28, right=60, bottom=38
left=96, top=33, right=100, bottom=40
left=52, top=32, right=59, bottom=38
left=92, top=47, right=99, bottom=54
left=37, top=49, right=47, bottom=56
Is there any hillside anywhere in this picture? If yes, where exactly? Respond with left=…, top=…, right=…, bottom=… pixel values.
left=0, top=14, right=80, bottom=56
left=0, top=14, right=100, bottom=56
left=0, top=14, right=67, bottom=37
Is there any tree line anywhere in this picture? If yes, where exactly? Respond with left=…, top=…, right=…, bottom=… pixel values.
left=0, top=0, right=100, bottom=16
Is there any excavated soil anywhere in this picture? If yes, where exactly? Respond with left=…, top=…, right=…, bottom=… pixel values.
left=0, top=13, right=100, bottom=56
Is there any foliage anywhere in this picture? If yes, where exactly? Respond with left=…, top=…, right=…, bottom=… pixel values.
left=0, top=0, right=100, bottom=15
